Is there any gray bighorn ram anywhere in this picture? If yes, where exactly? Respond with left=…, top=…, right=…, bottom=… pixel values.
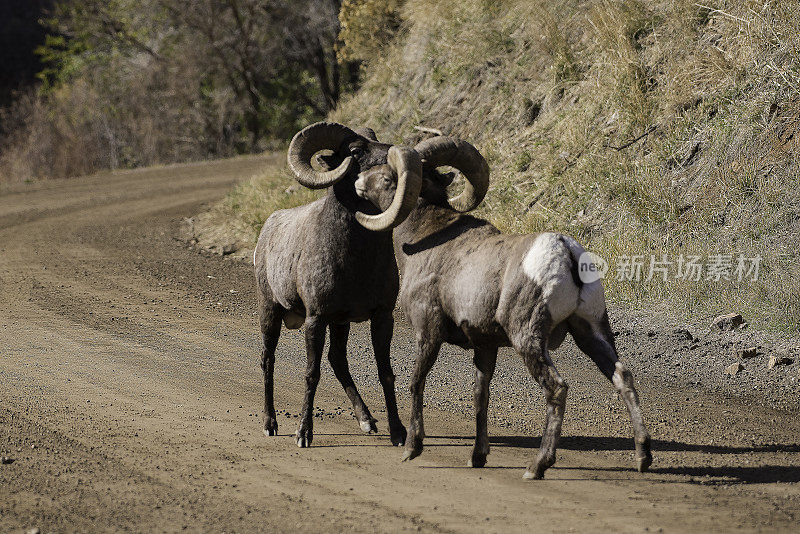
left=353, top=136, right=652, bottom=479
left=253, top=121, right=423, bottom=447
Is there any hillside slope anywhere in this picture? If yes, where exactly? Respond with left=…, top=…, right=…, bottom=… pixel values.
left=215, top=0, right=800, bottom=332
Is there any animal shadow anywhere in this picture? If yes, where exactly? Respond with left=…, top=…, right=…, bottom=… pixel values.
left=425, top=434, right=800, bottom=484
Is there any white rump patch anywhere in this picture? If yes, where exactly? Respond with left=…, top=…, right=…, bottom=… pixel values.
left=559, top=235, right=607, bottom=322
left=522, top=233, right=579, bottom=324
left=522, top=233, right=560, bottom=280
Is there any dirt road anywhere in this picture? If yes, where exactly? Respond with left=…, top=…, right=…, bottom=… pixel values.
left=1, top=157, right=799, bottom=533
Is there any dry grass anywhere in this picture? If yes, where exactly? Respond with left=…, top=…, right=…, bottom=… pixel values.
left=221, top=0, right=800, bottom=332
left=208, top=166, right=322, bottom=246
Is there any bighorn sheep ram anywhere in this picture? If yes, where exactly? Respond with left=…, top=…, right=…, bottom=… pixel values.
left=253, top=121, right=425, bottom=447
left=353, top=136, right=652, bottom=479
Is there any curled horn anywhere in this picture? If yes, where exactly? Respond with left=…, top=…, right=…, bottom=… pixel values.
left=287, top=122, right=358, bottom=189
left=355, top=146, right=423, bottom=232
left=413, top=136, right=489, bottom=212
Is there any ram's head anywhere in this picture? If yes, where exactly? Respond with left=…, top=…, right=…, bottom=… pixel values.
left=289, top=122, right=489, bottom=231
left=288, top=121, right=422, bottom=231
left=354, top=135, right=490, bottom=220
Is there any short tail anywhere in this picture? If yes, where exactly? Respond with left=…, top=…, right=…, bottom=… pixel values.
left=559, top=235, right=606, bottom=322
left=559, top=235, right=585, bottom=291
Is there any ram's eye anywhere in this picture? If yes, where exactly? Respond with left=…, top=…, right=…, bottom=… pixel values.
left=382, top=175, right=392, bottom=185
left=350, top=146, right=364, bottom=156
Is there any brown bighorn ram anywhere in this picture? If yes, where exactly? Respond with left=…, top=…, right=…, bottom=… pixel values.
left=253, top=122, right=424, bottom=447
left=354, top=136, right=652, bottom=478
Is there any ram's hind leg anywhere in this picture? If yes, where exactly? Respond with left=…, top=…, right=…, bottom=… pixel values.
left=258, top=290, right=284, bottom=437
left=296, top=316, right=327, bottom=448
left=327, top=322, right=378, bottom=434
left=524, top=358, right=568, bottom=479
left=568, top=313, right=652, bottom=472
left=515, top=323, right=568, bottom=480
left=470, top=347, right=497, bottom=468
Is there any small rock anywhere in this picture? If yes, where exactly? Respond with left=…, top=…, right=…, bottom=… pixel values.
left=726, top=362, right=743, bottom=376
left=711, top=313, right=744, bottom=331
left=768, top=355, right=794, bottom=369
left=1, top=456, right=15, bottom=464
left=737, top=347, right=759, bottom=359
left=208, top=242, right=239, bottom=256
left=27, top=528, right=40, bottom=534
left=674, top=328, right=694, bottom=341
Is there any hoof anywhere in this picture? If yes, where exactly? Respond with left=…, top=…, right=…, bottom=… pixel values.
left=263, top=416, right=278, bottom=437
left=295, top=430, right=312, bottom=448
left=360, top=419, right=378, bottom=434
left=522, top=469, right=543, bottom=480
left=390, top=425, right=407, bottom=447
left=637, top=453, right=652, bottom=473
left=469, top=450, right=488, bottom=468
left=401, top=447, right=421, bottom=462
left=636, top=436, right=652, bottom=472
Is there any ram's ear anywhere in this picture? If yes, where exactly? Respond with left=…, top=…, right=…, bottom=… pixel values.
left=314, top=152, right=341, bottom=171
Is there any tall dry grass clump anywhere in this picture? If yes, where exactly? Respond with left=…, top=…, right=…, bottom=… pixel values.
left=206, top=166, right=323, bottom=248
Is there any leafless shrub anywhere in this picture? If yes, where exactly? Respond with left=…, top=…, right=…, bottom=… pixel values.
left=0, top=0, right=356, bottom=182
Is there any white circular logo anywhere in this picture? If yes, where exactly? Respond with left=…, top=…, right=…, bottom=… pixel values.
left=578, top=251, right=608, bottom=283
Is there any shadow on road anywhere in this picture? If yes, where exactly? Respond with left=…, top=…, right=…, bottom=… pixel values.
left=290, top=433, right=800, bottom=484
left=553, top=464, right=800, bottom=484
left=417, top=434, right=800, bottom=484
left=481, top=434, right=800, bottom=455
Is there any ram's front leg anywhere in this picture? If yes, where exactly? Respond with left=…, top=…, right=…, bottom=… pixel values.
left=470, top=347, right=497, bottom=468
left=402, top=334, right=441, bottom=461
left=296, top=316, right=326, bottom=448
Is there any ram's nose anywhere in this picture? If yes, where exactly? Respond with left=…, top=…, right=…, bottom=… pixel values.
left=354, top=174, right=367, bottom=198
